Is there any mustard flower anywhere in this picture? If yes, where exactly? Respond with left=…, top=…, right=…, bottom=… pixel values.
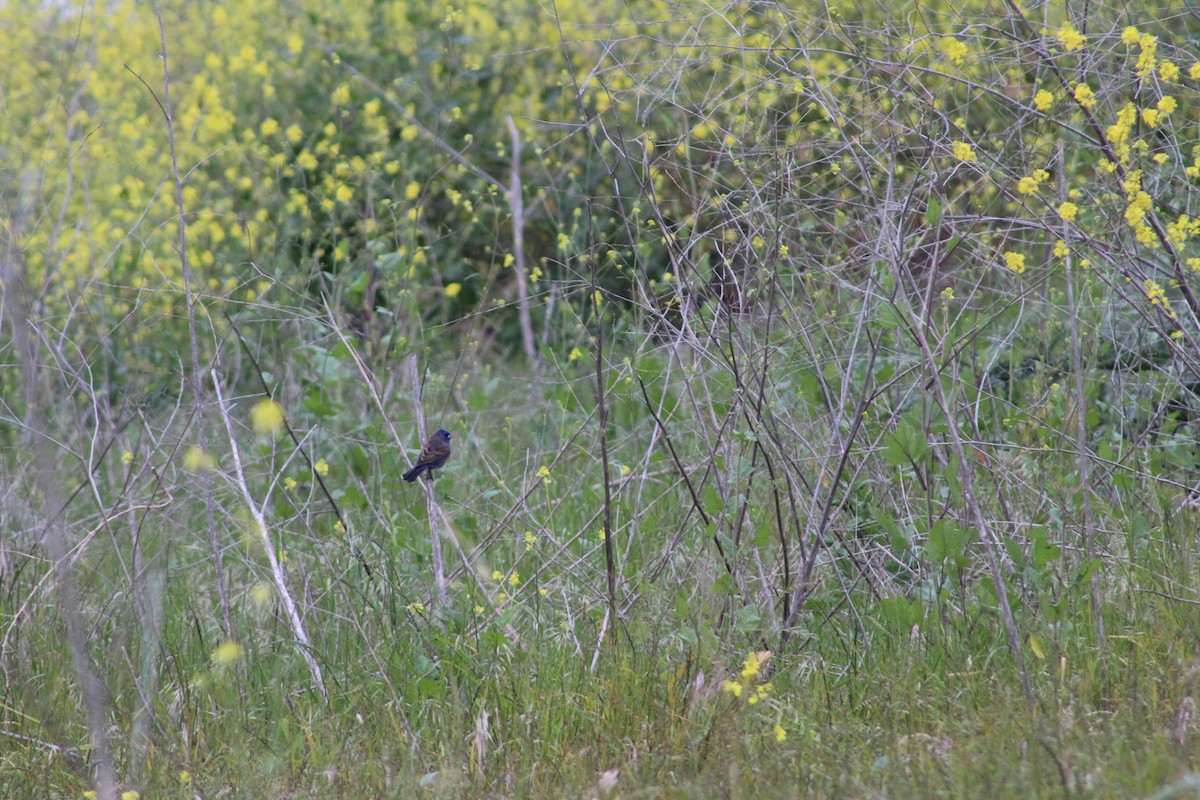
left=184, top=446, right=215, bottom=472
left=508, top=571, right=520, bottom=587
left=569, top=347, right=584, bottom=361
left=1003, top=252, right=1026, bottom=274
left=122, top=450, right=133, bottom=465
left=1073, top=85, right=1096, bottom=109
left=251, top=398, right=284, bottom=434
left=1053, top=239, right=1069, bottom=258
left=491, top=570, right=503, bottom=581
left=444, top=282, right=462, bottom=298
left=212, top=640, right=243, bottom=665
left=774, top=724, right=788, bottom=742
left=536, top=465, right=551, bottom=483
left=1158, top=95, right=1178, bottom=114
left=1161, top=61, right=1180, bottom=82
left=1142, top=108, right=1161, bottom=127
left=315, top=458, right=329, bottom=476
left=1057, top=202, right=1079, bottom=222
left=405, top=181, right=421, bottom=200
left=1056, top=23, right=1086, bottom=52
left=1017, top=176, right=1039, bottom=195
left=1033, top=90, right=1054, bottom=111
left=951, top=140, right=976, bottom=162
left=1121, top=26, right=1141, bottom=46
left=335, top=184, right=353, bottom=203
left=721, top=680, right=743, bottom=698
left=260, top=118, right=279, bottom=137
left=1191, top=63, right=1200, bottom=80
left=938, top=36, right=968, bottom=65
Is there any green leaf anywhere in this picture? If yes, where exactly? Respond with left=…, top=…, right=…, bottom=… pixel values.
left=927, top=518, right=967, bottom=562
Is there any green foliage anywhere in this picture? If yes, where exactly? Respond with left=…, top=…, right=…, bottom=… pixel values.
left=9, top=0, right=1200, bottom=797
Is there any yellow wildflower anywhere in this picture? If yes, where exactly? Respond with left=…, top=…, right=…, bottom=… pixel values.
left=1056, top=23, right=1086, bottom=52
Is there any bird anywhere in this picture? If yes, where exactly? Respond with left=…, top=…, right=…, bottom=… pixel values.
left=403, top=428, right=452, bottom=482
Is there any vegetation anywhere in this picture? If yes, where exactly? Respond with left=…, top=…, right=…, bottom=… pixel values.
left=4, top=0, right=1200, bottom=796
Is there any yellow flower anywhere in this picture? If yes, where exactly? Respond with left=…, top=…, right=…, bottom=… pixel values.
left=121, top=793, right=140, bottom=800
left=1161, top=61, right=1180, bottom=82
left=1017, top=176, right=1039, bottom=195
left=122, top=450, right=133, bottom=465
left=536, top=465, right=551, bottom=484
left=251, top=583, right=272, bottom=606
left=569, top=347, right=584, bottom=361
left=508, top=571, right=520, bottom=587
left=1154, top=153, right=1169, bottom=165
left=937, top=36, right=968, bottom=65
left=183, top=446, right=215, bottom=472
left=721, top=680, right=743, bottom=698
left=1121, top=26, right=1141, bottom=46
left=524, top=531, right=537, bottom=550
left=212, top=640, right=243, bottom=666
left=1142, top=108, right=1161, bottom=127
left=1033, top=90, right=1054, bottom=112
left=444, top=282, right=462, bottom=299
left=492, top=570, right=503, bottom=581
left=1056, top=23, right=1085, bottom=52
left=774, top=724, right=787, bottom=742
left=1158, top=95, right=1178, bottom=114
left=1057, top=202, right=1079, bottom=222
left=259, top=118, right=279, bottom=137
left=951, top=140, right=975, bottom=162
left=331, top=84, right=351, bottom=105
left=940, top=286, right=954, bottom=303
left=251, top=398, right=285, bottom=434
left=315, top=458, right=329, bottom=476
left=1191, top=63, right=1200, bottom=80
left=1073, top=84, right=1096, bottom=109
left=335, top=184, right=353, bottom=203
left=1053, top=240, right=1069, bottom=258
left=1003, top=252, right=1026, bottom=274
left=405, top=181, right=421, bottom=201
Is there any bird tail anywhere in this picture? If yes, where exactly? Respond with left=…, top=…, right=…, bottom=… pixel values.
left=402, top=465, right=424, bottom=482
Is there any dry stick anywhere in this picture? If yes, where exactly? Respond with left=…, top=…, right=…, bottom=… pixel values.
left=1060, top=140, right=1107, bottom=692
left=408, top=355, right=448, bottom=609
left=589, top=250, right=618, bottom=625
left=144, top=6, right=232, bottom=639
left=506, top=116, right=536, bottom=366
left=3, top=247, right=119, bottom=800
left=210, top=369, right=327, bottom=698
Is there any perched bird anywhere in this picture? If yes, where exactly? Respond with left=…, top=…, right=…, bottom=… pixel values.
left=403, top=428, right=452, bottom=482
